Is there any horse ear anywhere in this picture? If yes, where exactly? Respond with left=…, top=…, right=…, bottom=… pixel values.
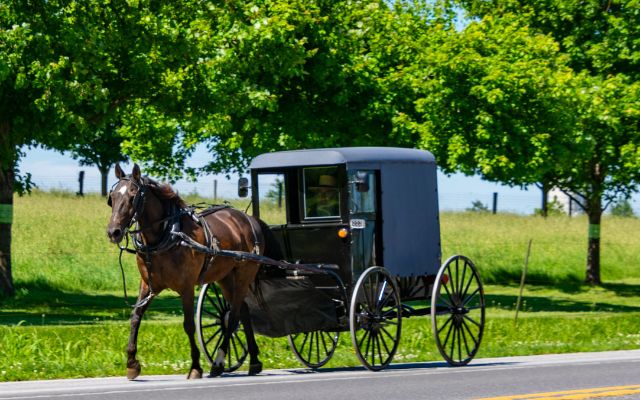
left=132, top=164, right=141, bottom=181
left=115, top=164, right=125, bottom=179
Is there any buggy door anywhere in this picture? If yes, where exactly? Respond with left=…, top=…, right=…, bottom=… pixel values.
left=348, top=169, right=381, bottom=282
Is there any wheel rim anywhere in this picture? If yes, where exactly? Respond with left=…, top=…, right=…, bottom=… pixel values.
left=288, top=331, right=339, bottom=369
left=350, top=267, right=402, bottom=371
left=196, top=283, right=248, bottom=372
left=431, top=255, right=485, bottom=366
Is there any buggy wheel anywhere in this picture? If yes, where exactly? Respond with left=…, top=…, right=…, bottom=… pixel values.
left=349, top=266, right=402, bottom=371
left=288, top=331, right=339, bottom=369
left=196, top=283, right=248, bottom=372
left=431, top=255, right=485, bottom=366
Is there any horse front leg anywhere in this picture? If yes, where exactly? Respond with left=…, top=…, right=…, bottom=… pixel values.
left=127, top=281, right=153, bottom=380
left=180, top=289, right=203, bottom=379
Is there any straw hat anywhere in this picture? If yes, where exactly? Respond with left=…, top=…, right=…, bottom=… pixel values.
left=311, top=175, right=337, bottom=190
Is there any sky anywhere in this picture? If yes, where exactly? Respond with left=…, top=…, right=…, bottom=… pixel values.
left=15, top=146, right=574, bottom=215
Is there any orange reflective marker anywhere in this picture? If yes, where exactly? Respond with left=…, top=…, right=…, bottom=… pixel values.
left=338, top=228, right=349, bottom=238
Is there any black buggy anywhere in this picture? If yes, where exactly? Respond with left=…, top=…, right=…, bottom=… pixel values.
left=195, top=147, right=485, bottom=372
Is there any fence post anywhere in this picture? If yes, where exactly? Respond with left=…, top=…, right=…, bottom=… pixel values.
left=492, top=192, right=498, bottom=214
left=213, top=179, right=218, bottom=202
left=515, top=239, right=532, bottom=324
left=568, top=198, right=573, bottom=217
left=77, top=171, right=85, bottom=197
left=277, top=181, right=283, bottom=208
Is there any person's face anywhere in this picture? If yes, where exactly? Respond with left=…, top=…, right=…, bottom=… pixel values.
left=318, top=188, right=335, bottom=201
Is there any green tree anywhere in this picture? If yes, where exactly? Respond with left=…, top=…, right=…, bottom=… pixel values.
left=0, top=0, right=220, bottom=296
left=121, top=0, right=440, bottom=176
left=610, top=198, right=635, bottom=218
left=405, top=2, right=640, bottom=284
left=70, top=123, right=128, bottom=196
left=1, top=0, right=442, bottom=296
left=1, top=5, right=60, bottom=296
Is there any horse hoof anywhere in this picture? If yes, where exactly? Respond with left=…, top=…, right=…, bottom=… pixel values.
left=209, top=365, right=224, bottom=378
left=127, top=367, right=141, bottom=380
left=249, top=362, right=262, bottom=376
left=187, top=368, right=203, bottom=379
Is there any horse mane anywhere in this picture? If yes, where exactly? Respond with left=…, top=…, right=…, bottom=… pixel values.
left=141, top=176, right=187, bottom=209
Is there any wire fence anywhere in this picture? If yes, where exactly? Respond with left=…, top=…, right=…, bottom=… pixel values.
left=22, top=168, right=640, bottom=216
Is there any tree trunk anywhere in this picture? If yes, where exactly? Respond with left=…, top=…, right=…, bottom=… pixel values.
left=100, top=165, right=110, bottom=197
left=540, top=182, right=549, bottom=217
left=0, top=166, right=15, bottom=297
left=585, top=197, right=602, bottom=285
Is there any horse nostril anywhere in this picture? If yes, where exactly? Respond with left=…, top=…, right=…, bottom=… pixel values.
left=109, top=228, right=123, bottom=242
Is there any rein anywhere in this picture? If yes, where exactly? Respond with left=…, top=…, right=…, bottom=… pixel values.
left=111, top=176, right=261, bottom=309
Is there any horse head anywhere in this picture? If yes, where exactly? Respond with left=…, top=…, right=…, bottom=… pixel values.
left=106, top=163, right=145, bottom=244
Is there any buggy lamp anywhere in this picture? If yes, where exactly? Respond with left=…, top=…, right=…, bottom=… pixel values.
left=338, top=228, right=349, bottom=238
left=441, top=274, right=450, bottom=285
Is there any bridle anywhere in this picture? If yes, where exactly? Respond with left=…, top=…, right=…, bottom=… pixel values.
left=107, top=175, right=166, bottom=308
left=107, top=176, right=149, bottom=235
left=107, top=174, right=262, bottom=309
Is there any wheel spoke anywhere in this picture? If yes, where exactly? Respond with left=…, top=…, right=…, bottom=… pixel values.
left=459, top=259, right=468, bottom=299
left=457, top=324, right=463, bottom=362
left=455, top=257, right=461, bottom=295
left=307, top=332, right=315, bottom=364
left=443, top=265, right=455, bottom=299
left=378, top=328, right=392, bottom=358
left=462, top=316, right=480, bottom=340
left=448, top=324, right=457, bottom=361
left=357, top=328, right=370, bottom=350
left=441, top=316, right=455, bottom=349
left=377, top=289, right=393, bottom=310
left=461, top=318, right=480, bottom=347
left=463, top=314, right=481, bottom=327
left=375, top=332, right=384, bottom=366
left=380, top=325, right=396, bottom=342
left=233, top=330, right=248, bottom=353
left=320, top=332, right=330, bottom=356
left=437, top=314, right=454, bottom=334
left=460, top=272, right=476, bottom=303
left=315, top=332, right=321, bottom=364
left=300, top=331, right=310, bottom=352
left=364, top=330, right=373, bottom=363
left=202, top=308, right=220, bottom=318
left=205, top=327, right=222, bottom=346
left=462, top=287, right=481, bottom=308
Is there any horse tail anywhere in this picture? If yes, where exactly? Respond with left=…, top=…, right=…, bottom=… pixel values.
left=256, top=218, right=285, bottom=261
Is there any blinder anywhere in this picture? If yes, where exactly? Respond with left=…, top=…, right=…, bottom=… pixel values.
left=107, top=176, right=148, bottom=226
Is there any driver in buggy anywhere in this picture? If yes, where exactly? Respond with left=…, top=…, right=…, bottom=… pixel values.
left=307, top=174, right=340, bottom=217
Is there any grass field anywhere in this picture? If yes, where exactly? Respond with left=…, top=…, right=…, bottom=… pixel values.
left=1, top=191, right=639, bottom=381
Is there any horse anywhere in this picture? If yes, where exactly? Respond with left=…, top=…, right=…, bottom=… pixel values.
left=106, top=163, right=267, bottom=380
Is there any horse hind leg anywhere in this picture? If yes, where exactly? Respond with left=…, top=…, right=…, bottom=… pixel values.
left=240, top=301, right=262, bottom=376
left=209, top=311, right=237, bottom=377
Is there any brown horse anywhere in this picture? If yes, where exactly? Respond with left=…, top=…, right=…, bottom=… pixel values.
left=106, top=163, right=265, bottom=380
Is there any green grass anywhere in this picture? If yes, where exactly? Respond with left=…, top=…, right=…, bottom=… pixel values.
left=1, top=191, right=640, bottom=381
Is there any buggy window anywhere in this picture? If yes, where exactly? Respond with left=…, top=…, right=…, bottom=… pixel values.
left=257, top=173, right=287, bottom=225
left=303, top=166, right=341, bottom=219
left=349, top=170, right=376, bottom=214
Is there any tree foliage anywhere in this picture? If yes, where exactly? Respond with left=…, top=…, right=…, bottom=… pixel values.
left=120, top=0, right=441, bottom=177
left=404, top=0, right=640, bottom=284
left=0, top=0, right=442, bottom=296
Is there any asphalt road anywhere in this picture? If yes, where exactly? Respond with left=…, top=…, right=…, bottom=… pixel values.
left=1, top=350, right=639, bottom=400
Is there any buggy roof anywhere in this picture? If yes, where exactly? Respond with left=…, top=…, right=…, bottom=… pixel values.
left=249, top=147, right=435, bottom=170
